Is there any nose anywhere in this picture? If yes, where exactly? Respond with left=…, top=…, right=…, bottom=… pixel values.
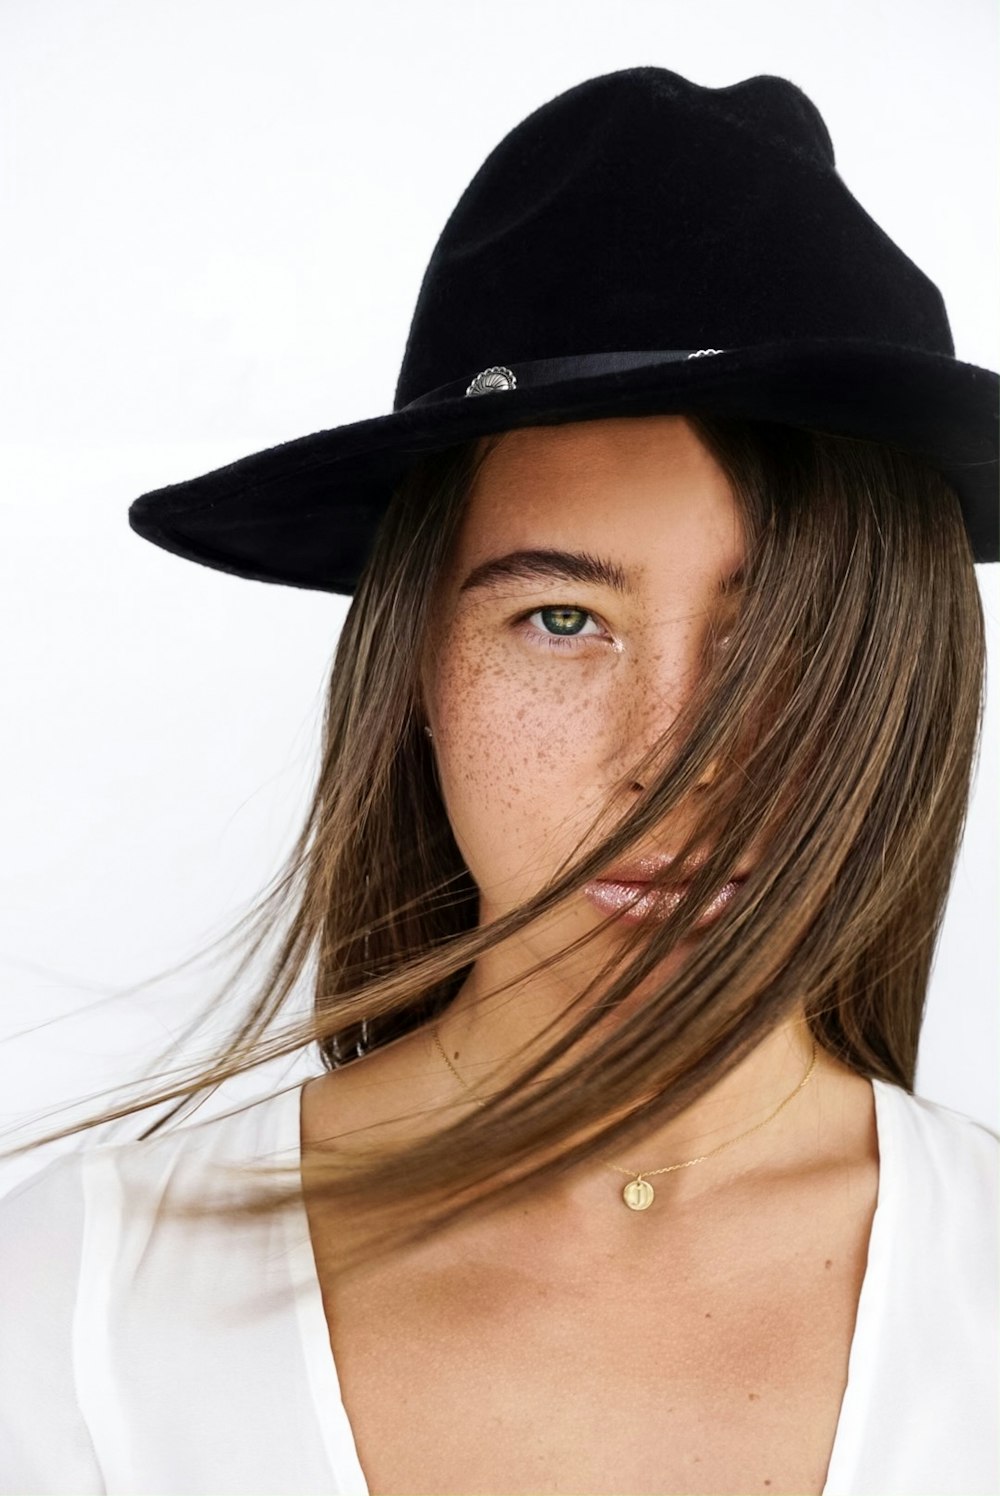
left=611, top=619, right=733, bottom=799
left=626, top=752, right=721, bottom=796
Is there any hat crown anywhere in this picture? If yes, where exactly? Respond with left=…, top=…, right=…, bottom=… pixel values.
left=393, top=66, right=952, bottom=411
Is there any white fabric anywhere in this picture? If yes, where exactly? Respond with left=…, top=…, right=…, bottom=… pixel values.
left=1, top=1074, right=996, bottom=1495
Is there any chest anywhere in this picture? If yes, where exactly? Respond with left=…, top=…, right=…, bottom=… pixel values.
left=307, top=1163, right=877, bottom=1496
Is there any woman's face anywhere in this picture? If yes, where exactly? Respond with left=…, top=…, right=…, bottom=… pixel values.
left=422, top=413, right=746, bottom=946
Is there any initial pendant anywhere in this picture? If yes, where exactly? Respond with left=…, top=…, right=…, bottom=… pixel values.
left=622, top=1176, right=655, bottom=1211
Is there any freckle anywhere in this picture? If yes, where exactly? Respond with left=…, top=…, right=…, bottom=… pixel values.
left=764, top=1481, right=772, bottom=1487
left=748, top=1391, right=759, bottom=1401
left=704, top=1311, right=711, bottom=1318
left=824, top=1259, right=832, bottom=1269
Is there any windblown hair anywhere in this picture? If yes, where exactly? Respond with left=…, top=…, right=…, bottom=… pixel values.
left=1, top=414, right=986, bottom=1278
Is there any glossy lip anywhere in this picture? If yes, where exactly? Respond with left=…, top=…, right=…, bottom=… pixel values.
left=583, top=874, right=746, bottom=926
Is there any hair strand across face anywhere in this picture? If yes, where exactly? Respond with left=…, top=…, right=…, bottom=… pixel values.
left=1, top=417, right=985, bottom=1279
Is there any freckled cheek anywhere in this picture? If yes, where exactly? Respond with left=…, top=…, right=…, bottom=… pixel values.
left=432, top=644, right=600, bottom=877
left=436, top=646, right=596, bottom=783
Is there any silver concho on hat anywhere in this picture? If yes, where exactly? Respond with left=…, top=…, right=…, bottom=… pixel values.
left=465, top=366, right=517, bottom=396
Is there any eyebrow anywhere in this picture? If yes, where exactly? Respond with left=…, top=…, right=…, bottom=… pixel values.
left=459, top=548, right=634, bottom=597
left=458, top=548, right=745, bottom=597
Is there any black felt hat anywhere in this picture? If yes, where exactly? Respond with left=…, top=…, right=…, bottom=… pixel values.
left=128, top=65, right=999, bottom=586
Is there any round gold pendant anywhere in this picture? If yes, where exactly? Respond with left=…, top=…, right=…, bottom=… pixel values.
left=623, top=1177, right=655, bottom=1210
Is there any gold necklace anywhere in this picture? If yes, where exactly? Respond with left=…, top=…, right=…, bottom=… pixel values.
left=431, top=1022, right=818, bottom=1211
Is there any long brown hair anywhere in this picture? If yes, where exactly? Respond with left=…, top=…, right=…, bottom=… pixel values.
left=1, top=414, right=986, bottom=1277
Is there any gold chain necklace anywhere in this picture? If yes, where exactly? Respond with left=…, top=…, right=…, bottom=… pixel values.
left=431, top=1023, right=818, bottom=1211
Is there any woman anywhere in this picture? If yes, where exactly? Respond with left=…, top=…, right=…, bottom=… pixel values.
left=0, top=66, right=996, bottom=1496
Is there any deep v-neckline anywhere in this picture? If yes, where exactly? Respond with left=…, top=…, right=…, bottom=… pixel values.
left=280, top=1075, right=897, bottom=1496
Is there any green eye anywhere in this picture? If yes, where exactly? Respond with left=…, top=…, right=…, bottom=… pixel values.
left=516, top=605, right=609, bottom=651
left=540, top=607, right=590, bottom=635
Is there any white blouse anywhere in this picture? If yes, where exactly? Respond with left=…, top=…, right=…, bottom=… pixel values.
left=1, top=1073, right=996, bottom=1495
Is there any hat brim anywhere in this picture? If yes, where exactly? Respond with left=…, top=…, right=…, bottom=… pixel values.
left=128, top=339, right=1000, bottom=589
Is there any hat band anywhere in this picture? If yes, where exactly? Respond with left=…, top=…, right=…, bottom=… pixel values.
left=400, top=348, right=725, bottom=409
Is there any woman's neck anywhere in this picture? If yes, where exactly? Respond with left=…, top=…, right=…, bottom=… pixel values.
left=429, top=979, right=827, bottom=1198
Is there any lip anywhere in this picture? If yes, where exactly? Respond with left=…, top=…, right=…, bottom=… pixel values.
left=583, top=875, right=746, bottom=926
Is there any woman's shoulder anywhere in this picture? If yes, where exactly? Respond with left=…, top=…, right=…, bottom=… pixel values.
left=874, top=1078, right=997, bottom=1259
left=877, top=1077, right=998, bottom=1167
left=0, top=1083, right=315, bottom=1494
left=0, top=1144, right=88, bottom=1272
left=0, top=1080, right=304, bottom=1236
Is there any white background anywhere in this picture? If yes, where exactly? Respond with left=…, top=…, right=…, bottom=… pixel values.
left=1, top=0, right=997, bottom=1194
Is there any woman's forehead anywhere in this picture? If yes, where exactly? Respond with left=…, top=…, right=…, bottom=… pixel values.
left=463, top=416, right=744, bottom=576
